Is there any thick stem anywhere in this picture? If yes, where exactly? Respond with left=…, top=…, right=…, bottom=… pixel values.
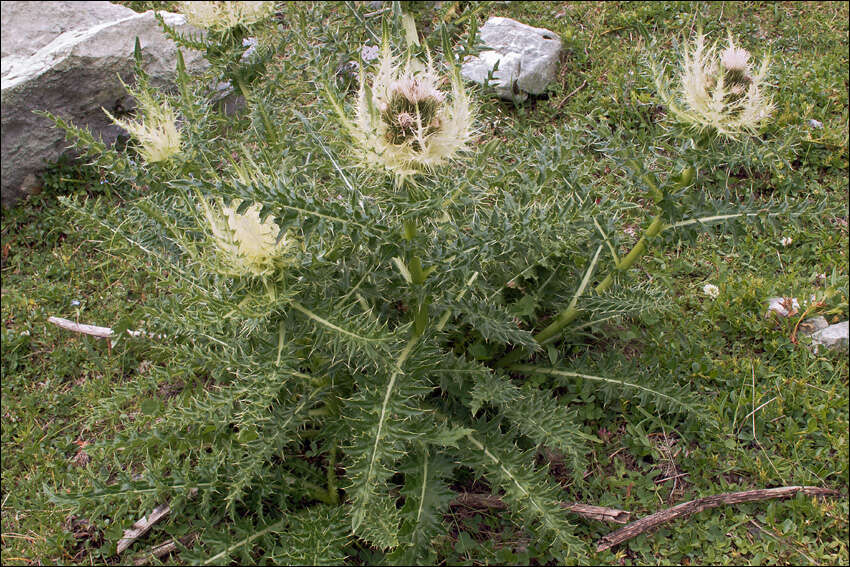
left=403, top=217, right=429, bottom=337
left=236, top=79, right=278, bottom=146
left=496, top=215, right=665, bottom=368
left=326, top=442, right=339, bottom=505
left=594, top=215, right=664, bottom=295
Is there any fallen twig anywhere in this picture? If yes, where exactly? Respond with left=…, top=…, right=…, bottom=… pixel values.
left=451, top=493, right=630, bottom=524
left=117, top=488, right=198, bottom=556
left=133, top=534, right=197, bottom=566
left=563, top=502, right=630, bottom=524
left=47, top=316, right=164, bottom=340
left=116, top=503, right=171, bottom=555
left=596, top=485, right=841, bottom=552
left=556, top=79, right=588, bottom=109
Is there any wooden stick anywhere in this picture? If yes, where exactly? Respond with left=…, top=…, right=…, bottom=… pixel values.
left=556, top=79, right=588, bottom=109
left=47, top=316, right=114, bottom=338
left=133, top=539, right=177, bottom=566
left=562, top=502, right=630, bottom=524
left=47, top=316, right=165, bottom=340
left=116, top=503, right=171, bottom=555
left=117, top=488, right=198, bottom=556
left=133, top=534, right=196, bottom=566
left=596, top=485, right=841, bottom=552
left=451, top=493, right=630, bottom=524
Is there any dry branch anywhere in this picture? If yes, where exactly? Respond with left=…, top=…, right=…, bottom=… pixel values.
left=451, top=493, right=630, bottom=524
left=596, top=485, right=842, bottom=552
left=563, top=502, right=631, bottom=524
left=116, top=488, right=198, bottom=556
left=47, top=316, right=164, bottom=340
left=116, top=503, right=171, bottom=555
left=133, top=534, right=196, bottom=566
left=133, top=538, right=177, bottom=566
left=48, top=316, right=114, bottom=338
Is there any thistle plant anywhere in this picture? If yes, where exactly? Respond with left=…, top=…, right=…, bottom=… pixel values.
left=653, top=30, right=774, bottom=138
left=44, top=7, right=812, bottom=564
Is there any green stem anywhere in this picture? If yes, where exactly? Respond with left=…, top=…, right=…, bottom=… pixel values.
left=496, top=214, right=665, bottom=367
left=403, top=217, right=430, bottom=337
left=327, top=442, right=339, bottom=505
left=594, top=214, right=664, bottom=296
left=281, top=474, right=334, bottom=506
left=237, top=79, right=278, bottom=146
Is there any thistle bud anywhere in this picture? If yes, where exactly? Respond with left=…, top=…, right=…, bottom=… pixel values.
left=200, top=199, right=295, bottom=277
left=103, top=82, right=181, bottom=164
left=179, top=1, right=275, bottom=31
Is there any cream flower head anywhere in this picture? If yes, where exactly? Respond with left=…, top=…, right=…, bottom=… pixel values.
left=104, top=82, right=181, bottom=164
left=327, top=25, right=475, bottom=183
left=200, top=198, right=295, bottom=277
left=179, top=1, right=276, bottom=31
left=653, top=31, right=774, bottom=138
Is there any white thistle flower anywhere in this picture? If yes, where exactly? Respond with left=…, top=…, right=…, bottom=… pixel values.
left=179, top=1, right=275, bottom=31
left=104, top=82, right=181, bottom=164
left=327, top=31, right=475, bottom=183
left=719, top=45, right=750, bottom=72
left=702, top=283, right=720, bottom=299
left=653, top=31, right=774, bottom=137
left=200, top=199, right=295, bottom=277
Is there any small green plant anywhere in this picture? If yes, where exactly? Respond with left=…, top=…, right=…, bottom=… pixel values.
left=41, top=4, right=823, bottom=564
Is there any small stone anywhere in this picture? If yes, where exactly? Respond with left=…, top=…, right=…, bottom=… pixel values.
left=798, top=316, right=829, bottom=336
left=461, top=17, right=562, bottom=102
left=360, top=44, right=379, bottom=63
left=765, top=297, right=800, bottom=318
left=209, top=81, right=245, bottom=116
left=240, top=37, right=259, bottom=62
left=808, top=119, right=823, bottom=128
left=810, top=321, right=849, bottom=351
left=19, top=173, right=41, bottom=196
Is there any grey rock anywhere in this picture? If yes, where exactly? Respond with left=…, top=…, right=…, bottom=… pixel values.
left=810, top=321, right=849, bottom=351
left=1, top=1, right=207, bottom=208
left=765, top=297, right=800, bottom=318
left=337, top=44, right=380, bottom=90
left=240, top=37, right=259, bottom=62
left=808, top=118, right=823, bottom=128
left=209, top=81, right=245, bottom=116
left=461, top=16, right=562, bottom=102
left=798, top=316, right=829, bottom=336
left=360, top=44, right=379, bottom=63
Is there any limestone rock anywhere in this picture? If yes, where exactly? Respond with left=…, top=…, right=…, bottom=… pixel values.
left=810, top=321, right=849, bottom=351
left=798, top=316, right=829, bottom=336
left=461, top=16, right=562, bottom=102
left=765, top=297, right=800, bottom=318
left=1, top=1, right=207, bottom=207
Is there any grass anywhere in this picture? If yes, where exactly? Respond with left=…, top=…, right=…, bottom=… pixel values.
left=2, top=1, right=847, bottom=564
